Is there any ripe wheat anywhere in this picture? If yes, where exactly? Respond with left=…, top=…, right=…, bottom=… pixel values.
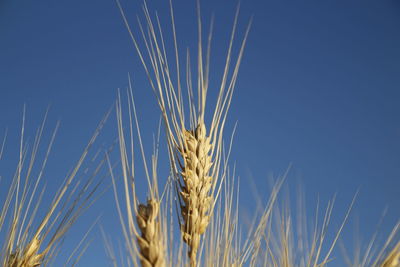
left=179, top=123, right=213, bottom=265
left=115, top=1, right=250, bottom=265
left=0, top=109, right=109, bottom=267
left=136, top=200, right=165, bottom=267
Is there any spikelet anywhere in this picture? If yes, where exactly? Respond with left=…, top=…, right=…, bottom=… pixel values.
left=136, top=200, right=165, bottom=267
left=179, top=123, right=213, bottom=265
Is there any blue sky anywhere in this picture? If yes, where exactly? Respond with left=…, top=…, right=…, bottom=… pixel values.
left=0, top=0, right=399, bottom=266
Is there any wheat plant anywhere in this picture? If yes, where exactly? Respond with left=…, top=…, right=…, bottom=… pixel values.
left=3, top=1, right=399, bottom=267
left=0, top=108, right=109, bottom=266
left=107, top=90, right=168, bottom=267
left=115, top=0, right=251, bottom=265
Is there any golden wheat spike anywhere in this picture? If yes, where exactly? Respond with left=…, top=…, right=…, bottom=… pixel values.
left=136, top=200, right=166, bottom=267
left=109, top=89, right=167, bottom=267
left=179, top=123, right=213, bottom=265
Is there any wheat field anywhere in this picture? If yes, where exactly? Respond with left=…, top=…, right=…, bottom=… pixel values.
left=0, top=0, right=399, bottom=266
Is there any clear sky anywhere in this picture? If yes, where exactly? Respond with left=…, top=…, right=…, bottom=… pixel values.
left=0, top=0, right=399, bottom=266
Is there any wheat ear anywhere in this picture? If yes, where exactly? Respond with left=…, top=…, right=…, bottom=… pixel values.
left=136, top=200, right=165, bottom=267
left=109, top=90, right=166, bottom=267
left=179, top=123, right=213, bottom=265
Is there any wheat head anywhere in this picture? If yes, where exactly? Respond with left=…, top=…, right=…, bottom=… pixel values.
left=179, top=123, right=213, bottom=264
left=136, top=200, right=166, bottom=267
